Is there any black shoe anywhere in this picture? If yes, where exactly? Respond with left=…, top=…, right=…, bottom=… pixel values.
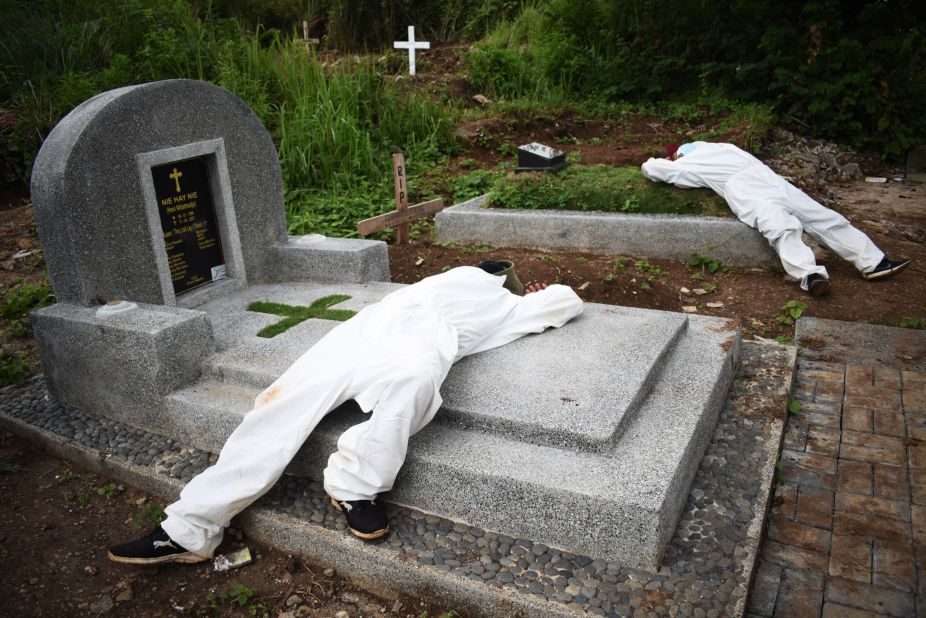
left=107, top=526, right=207, bottom=565
left=863, top=258, right=911, bottom=280
left=330, top=496, right=389, bottom=540
left=806, top=273, right=831, bottom=297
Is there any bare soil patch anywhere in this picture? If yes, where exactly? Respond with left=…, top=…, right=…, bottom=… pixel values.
left=0, top=429, right=462, bottom=617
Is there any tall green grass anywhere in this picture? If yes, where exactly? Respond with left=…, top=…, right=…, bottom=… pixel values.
left=1, top=1, right=454, bottom=237
left=215, top=33, right=454, bottom=236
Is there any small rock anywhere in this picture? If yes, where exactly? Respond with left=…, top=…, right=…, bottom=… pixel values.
left=472, top=94, right=491, bottom=106
left=277, top=612, right=295, bottom=618
left=706, top=302, right=724, bottom=308
left=286, top=594, right=302, bottom=607
left=335, top=611, right=349, bottom=618
left=115, top=587, right=134, bottom=603
left=323, top=567, right=335, bottom=577
left=90, top=595, right=114, bottom=614
left=692, top=288, right=708, bottom=295
left=134, top=497, right=147, bottom=506
left=679, top=287, right=691, bottom=294
left=839, top=162, right=863, bottom=178
left=84, top=565, right=98, bottom=576
left=682, top=306, right=698, bottom=313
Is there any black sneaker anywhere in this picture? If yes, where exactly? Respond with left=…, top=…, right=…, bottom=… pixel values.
left=863, top=258, right=911, bottom=281
left=107, top=526, right=207, bottom=565
left=330, top=496, right=389, bottom=540
left=806, top=273, right=831, bottom=297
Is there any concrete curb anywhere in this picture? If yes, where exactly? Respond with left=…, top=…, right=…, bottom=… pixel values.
left=435, top=195, right=779, bottom=266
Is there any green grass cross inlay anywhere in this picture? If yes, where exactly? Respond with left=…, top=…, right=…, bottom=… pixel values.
left=247, top=294, right=357, bottom=338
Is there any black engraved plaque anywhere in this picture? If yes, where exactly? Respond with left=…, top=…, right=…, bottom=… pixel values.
left=152, top=157, right=225, bottom=295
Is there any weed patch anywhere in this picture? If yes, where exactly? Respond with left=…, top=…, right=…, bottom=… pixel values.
left=486, top=165, right=731, bottom=216
left=774, top=300, right=807, bottom=326
left=248, top=296, right=356, bottom=338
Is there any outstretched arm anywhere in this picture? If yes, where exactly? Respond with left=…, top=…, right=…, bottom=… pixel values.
left=640, top=157, right=707, bottom=189
left=469, top=284, right=583, bottom=355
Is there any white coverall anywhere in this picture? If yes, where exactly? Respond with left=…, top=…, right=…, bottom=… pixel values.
left=641, top=142, right=884, bottom=290
left=161, top=266, right=584, bottom=557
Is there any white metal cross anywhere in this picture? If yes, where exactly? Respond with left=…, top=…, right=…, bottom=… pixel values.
left=393, top=26, right=430, bottom=76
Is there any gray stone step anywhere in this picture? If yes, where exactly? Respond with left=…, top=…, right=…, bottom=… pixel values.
left=198, top=304, right=688, bottom=449
left=162, top=304, right=739, bottom=569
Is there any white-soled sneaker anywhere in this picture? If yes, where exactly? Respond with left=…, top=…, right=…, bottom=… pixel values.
left=107, top=526, right=207, bottom=565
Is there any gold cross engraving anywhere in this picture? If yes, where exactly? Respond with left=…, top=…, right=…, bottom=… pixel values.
left=169, top=168, right=183, bottom=193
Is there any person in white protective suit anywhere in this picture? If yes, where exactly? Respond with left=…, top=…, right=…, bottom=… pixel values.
left=107, top=263, right=583, bottom=565
left=641, top=142, right=911, bottom=296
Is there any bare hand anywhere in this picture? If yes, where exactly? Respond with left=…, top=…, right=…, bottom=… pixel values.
left=525, top=282, right=548, bottom=294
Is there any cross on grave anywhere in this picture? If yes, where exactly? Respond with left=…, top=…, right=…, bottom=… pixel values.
left=302, top=20, right=319, bottom=52
left=356, top=153, right=444, bottom=243
left=393, top=26, right=430, bottom=76
left=169, top=167, right=183, bottom=192
left=247, top=295, right=357, bottom=338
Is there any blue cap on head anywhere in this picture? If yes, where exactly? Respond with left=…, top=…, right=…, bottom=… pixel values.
left=678, top=143, right=695, bottom=156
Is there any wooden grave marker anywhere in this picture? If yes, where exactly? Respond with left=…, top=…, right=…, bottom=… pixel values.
left=357, top=153, right=444, bottom=242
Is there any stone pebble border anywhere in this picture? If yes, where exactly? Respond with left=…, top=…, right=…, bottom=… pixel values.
left=0, top=341, right=793, bottom=618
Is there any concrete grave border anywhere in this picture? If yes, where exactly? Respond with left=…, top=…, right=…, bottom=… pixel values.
left=436, top=194, right=780, bottom=266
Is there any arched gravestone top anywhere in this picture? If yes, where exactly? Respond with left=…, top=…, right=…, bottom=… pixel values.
left=31, top=79, right=288, bottom=307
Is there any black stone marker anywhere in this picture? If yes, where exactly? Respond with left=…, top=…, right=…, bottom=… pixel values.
left=152, top=157, right=225, bottom=295
left=515, top=142, right=567, bottom=173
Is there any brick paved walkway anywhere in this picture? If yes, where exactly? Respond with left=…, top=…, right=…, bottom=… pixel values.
left=748, top=357, right=926, bottom=617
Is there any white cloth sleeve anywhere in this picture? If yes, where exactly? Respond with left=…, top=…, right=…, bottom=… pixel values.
left=468, top=284, right=584, bottom=356
left=640, top=157, right=708, bottom=189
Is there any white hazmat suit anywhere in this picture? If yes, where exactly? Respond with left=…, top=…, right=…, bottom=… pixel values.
left=161, top=266, right=584, bottom=557
left=641, top=142, right=884, bottom=290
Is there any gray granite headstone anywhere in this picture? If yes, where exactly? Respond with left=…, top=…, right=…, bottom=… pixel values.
left=29, top=80, right=388, bottom=425
left=31, top=79, right=288, bottom=307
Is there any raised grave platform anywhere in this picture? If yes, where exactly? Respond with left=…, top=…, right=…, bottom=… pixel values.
left=114, top=281, right=742, bottom=570
left=436, top=194, right=779, bottom=266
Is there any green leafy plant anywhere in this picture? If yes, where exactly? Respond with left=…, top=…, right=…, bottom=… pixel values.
left=900, top=317, right=926, bottom=330
left=788, top=398, right=801, bottom=415
left=0, top=280, right=54, bottom=334
left=775, top=300, right=807, bottom=326
left=96, top=482, right=120, bottom=497
left=634, top=260, right=666, bottom=276
left=196, top=584, right=262, bottom=616
left=133, top=504, right=165, bottom=529
left=0, top=347, right=30, bottom=386
left=774, top=335, right=794, bottom=345
left=451, top=170, right=500, bottom=201
left=688, top=253, right=724, bottom=274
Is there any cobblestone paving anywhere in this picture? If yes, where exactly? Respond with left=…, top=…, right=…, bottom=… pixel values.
left=748, top=359, right=926, bottom=617
left=1, top=341, right=792, bottom=617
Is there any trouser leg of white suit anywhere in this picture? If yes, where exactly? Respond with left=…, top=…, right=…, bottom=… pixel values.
left=782, top=182, right=884, bottom=273
left=161, top=365, right=354, bottom=558
left=324, top=364, right=440, bottom=502
left=752, top=203, right=827, bottom=290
